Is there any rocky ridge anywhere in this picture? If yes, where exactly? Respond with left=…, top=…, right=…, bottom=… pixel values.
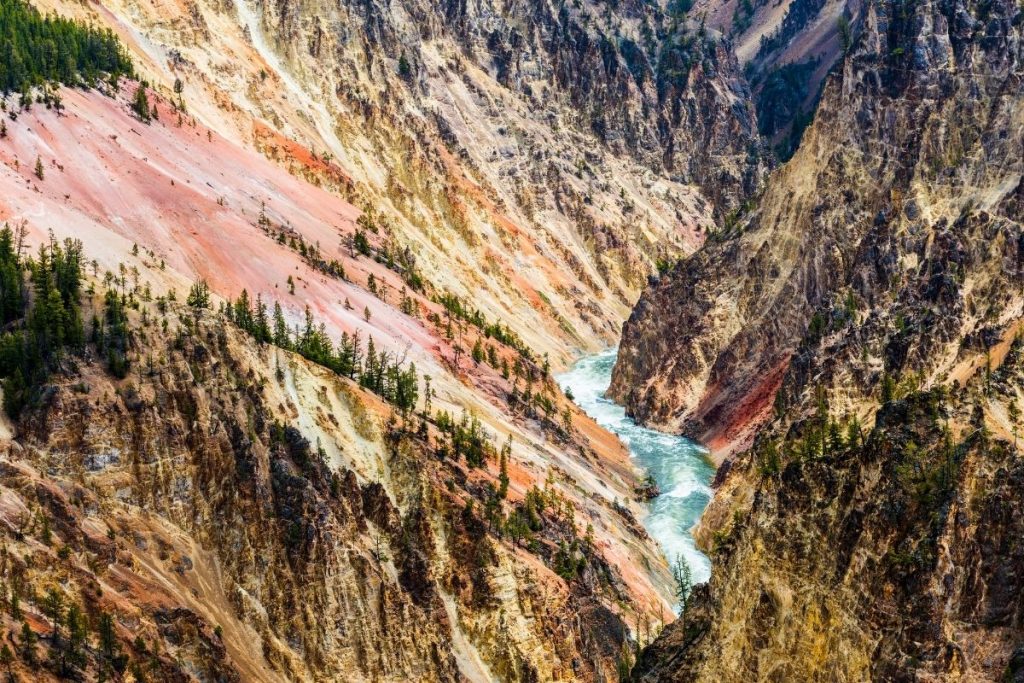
left=611, top=0, right=1024, bottom=459
left=0, top=292, right=669, bottom=682
left=0, top=76, right=678, bottom=680
left=33, top=0, right=768, bottom=369
left=618, top=0, right=1024, bottom=676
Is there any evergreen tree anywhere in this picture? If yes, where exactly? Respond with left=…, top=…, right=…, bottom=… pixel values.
left=0, top=236, right=85, bottom=416
left=272, top=301, right=290, bottom=348
left=19, top=620, right=36, bottom=665
left=131, top=83, right=150, bottom=121
left=0, top=0, right=133, bottom=94
left=0, top=643, right=12, bottom=678
left=186, top=279, right=210, bottom=309
left=253, top=294, right=271, bottom=342
left=43, top=587, right=63, bottom=641
left=498, top=434, right=511, bottom=498
left=672, top=554, right=693, bottom=609
left=232, top=289, right=252, bottom=331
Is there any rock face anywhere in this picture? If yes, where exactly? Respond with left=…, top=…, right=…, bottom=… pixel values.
left=0, top=78, right=688, bottom=679
left=0, top=312, right=662, bottom=682
left=634, top=379, right=1024, bottom=681
left=611, top=0, right=1024, bottom=459
left=694, top=0, right=864, bottom=157
left=619, top=0, right=1024, bottom=676
left=36, top=0, right=767, bottom=370
left=259, top=0, right=768, bottom=214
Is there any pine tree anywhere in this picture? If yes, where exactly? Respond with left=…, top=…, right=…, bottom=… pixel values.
left=0, top=643, right=12, bottom=677
left=272, top=301, right=290, bottom=348
left=34, top=155, right=44, bottom=180
left=498, top=434, right=511, bottom=498
left=131, top=84, right=150, bottom=121
left=253, top=294, right=271, bottom=342
left=173, top=76, right=184, bottom=103
left=19, top=620, right=35, bottom=665
left=62, top=602, right=86, bottom=673
left=43, top=587, right=63, bottom=641
left=672, top=554, right=692, bottom=609
left=0, top=0, right=133, bottom=94
left=186, top=279, right=210, bottom=309
left=233, top=289, right=252, bottom=331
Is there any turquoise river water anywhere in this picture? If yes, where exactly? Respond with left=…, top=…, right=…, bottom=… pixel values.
left=558, top=348, right=715, bottom=582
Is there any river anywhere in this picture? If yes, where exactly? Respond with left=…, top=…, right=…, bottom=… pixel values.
left=558, top=348, right=715, bottom=583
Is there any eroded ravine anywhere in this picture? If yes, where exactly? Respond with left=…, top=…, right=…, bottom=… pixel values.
left=559, top=349, right=716, bottom=584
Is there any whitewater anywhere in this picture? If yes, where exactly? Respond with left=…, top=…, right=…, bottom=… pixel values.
left=558, top=348, right=715, bottom=583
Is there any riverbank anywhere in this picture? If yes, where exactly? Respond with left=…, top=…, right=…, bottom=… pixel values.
left=558, top=349, right=715, bottom=584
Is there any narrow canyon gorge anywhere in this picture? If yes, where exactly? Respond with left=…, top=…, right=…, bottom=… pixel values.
left=0, top=0, right=1020, bottom=678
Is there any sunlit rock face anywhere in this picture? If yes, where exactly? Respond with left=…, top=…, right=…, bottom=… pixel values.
left=618, top=0, right=1024, bottom=676
left=33, top=0, right=770, bottom=373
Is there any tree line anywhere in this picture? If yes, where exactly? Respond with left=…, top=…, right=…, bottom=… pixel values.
left=221, top=288, right=419, bottom=416
left=0, top=227, right=85, bottom=416
left=0, top=0, right=132, bottom=94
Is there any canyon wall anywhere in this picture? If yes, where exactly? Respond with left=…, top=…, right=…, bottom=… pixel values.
left=0, top=79, right=680, bottom=680
left=32, top=0, right=769, bottom=368
left=620, top=0, right=1024, bottom=676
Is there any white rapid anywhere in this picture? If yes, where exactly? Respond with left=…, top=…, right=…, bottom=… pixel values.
left=558, top=348, right=715, bottom=583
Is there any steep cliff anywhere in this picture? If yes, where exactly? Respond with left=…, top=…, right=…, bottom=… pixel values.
left=0, top=70, right=679, bottom=678
left=694, top=0, right=863, bottom=157
left=635, top=377, right=1024, bottom=680
left=32, top=0, right=768, bottom=369
left=0, top=294, right=669, bottom=681
left=620, top=0, right=1024, bottom=676
left=612, top=0, right=1024, bottom=459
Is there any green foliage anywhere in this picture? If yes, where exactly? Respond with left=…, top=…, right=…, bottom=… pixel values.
left=731, top=0, right=755, bottom=32
left=616, top=643, right=634, bottom=682
left=95, top=288, right=131, bottom=378
left=435, top=409, right=491, bottom=466
left=186, top=279, right=210, bottom=309
left=553, top=539, right=585, bottom=581
left=353, top=229, right=371, bottom=257
left=228, top=293, right=420, bottom=415
left=756, top=438, right=781, bottom=476
left=0, top=230, right=86, bottom=416
left=754, top=60, right=819, bottom=160
left=807, top=310, right=826, bottom=341
left=498, top=434, right=511, bottom=498
left=837, top=15, right=852, bottom=53
left=0, top=0, right=133, bottom=93
left=131, top=82, right=150, bottom=121
left=433, top=289, right=533, bottom=360
left=671, top=553, right=693, bottom=608
left=667, top=0, right=693, bottom=18
left=19, top=620, right=36, bottom=665
left=0, top=225, right=25, bottom=325
left=881, top=372, right=896, bottom=404
left=895, top=428, right=962, bottom=508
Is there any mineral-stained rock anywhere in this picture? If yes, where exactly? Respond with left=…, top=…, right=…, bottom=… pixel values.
left=620, top=0, right=1024, bottom=677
